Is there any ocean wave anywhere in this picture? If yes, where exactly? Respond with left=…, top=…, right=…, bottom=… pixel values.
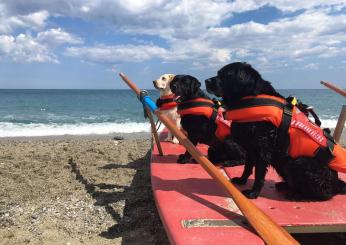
left=0, top=122, right=152, bottom=137
left=0, top=118, right=341, bottom=138
left=320, top=119, right=340, bottom=129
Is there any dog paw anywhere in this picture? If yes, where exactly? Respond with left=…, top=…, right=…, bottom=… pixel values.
left=242, top=189, right=260, bottom=199
left=177, top=154, right=191, bottom=164
left=231, top=177, right=247, bottom=185
left=172, top=137, right=180, bottom=144
left=275, top=182, right=289, bottom=191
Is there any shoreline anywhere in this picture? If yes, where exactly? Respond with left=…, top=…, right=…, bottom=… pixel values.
left=0, top=129, right=344, bottom=145
left=0, top=132, right=151, bottom=142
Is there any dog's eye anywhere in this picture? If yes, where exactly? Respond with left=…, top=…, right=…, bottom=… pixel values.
left=162, top=77, right=166, bottom=81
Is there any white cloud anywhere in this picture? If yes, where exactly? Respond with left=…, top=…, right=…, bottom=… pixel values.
left=37, top=28, right=83, bottom=46
left=0, top=4, right=49, bottom=34
left=20, top=10, right=49, bottom=29
left=1, top=0, right=346, bottom=69
left=0, top=0, right=233, bottom=38
left=228, top=0, right=346, bottom=13
left=304, top=63, right=319, bottom=70
left=0, top=28, right=83, bottom=63
left=64, top=44, right=169, bottom=63
left=0, top=33, right=58, bottom=63
left=199, top=9, right=346, bottom=69
left=61, top=0, right=346, bottom=69
left=0, top=35, right=14, bottom=53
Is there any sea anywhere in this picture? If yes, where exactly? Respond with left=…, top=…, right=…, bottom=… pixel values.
left=0, top=89, right=344, bottom=137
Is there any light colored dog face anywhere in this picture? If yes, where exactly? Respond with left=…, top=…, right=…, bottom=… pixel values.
left=153, top=74, right=175, bottom=93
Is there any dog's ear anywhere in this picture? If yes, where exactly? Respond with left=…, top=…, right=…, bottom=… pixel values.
left=194, top=78, right=201, bottom=88
left=253, top=79, right=264, bottom=95
left=172, top=74, right=184, bottom=84
left=237, top=63, right=255, bottom=85
left=237, top=63, right=263, bottom=94
left=242, top=64, right=265, bottom=95
left=188, top=76, right=201, bottom=94
left=169, top=74, right=175, bottom=80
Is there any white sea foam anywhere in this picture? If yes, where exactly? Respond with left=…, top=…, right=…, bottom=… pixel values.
left=0, top=122, right=152, bottom=137
left=320, top=119, right=340, bottom=129
left=0, top=118, right=340, bottom=137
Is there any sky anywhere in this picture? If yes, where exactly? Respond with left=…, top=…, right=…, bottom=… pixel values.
left=0, top=0, right=346, bottom=89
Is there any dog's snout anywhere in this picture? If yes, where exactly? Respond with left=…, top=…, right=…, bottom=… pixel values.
left=153, top=80, right=159, bottom=89
left=205, top=77, right=215, bottom=89
left=205, top=76, right=218, bottom=83
left=205, top=78, right=213, bottom=85
left=205, top=76, right=223, bottom=97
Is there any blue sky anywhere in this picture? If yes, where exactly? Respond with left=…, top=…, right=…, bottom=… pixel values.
left=0, top=0, right=346, bottom=89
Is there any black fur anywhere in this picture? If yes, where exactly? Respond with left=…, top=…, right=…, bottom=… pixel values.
left=170, top=75, right=245, bottom=165
left=206, top=62, right=346, bottom=200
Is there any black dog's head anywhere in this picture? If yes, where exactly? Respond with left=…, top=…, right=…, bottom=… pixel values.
left=170, top=75, right=205, bottom=100
left=206, top=62, right=282, bottom=104
left=205, top=76, right=223, bottom=97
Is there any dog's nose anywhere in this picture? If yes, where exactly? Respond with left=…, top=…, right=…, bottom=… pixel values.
left=205, top=78, right=214, bottom=90
left=153, top=81, right=158, bottom=88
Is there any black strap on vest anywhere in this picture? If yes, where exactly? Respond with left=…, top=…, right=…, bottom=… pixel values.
left=314, top=130, right=336, bottom=163
left=228, top=97, right=292, bottom=156
left=227, top=98, right=286, bottom=110
left=156, top=97, right=175, bottom=107
left=177, top=101, right=214, bottom=110
left=276, top=104, right=293, bottom=156
left=210, top=110, right=218, bottom=122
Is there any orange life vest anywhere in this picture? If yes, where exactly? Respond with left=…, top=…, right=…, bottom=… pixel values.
left=225, top=94, right=346, bottom=173
left=177, top=98, right=231, bottom=141
left=156, top=94, right=178, bottom=110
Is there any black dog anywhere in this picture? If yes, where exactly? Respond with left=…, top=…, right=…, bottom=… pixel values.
left=170, top=74, right=245, bottom=165
left=206, top=62, right=346, bottom=200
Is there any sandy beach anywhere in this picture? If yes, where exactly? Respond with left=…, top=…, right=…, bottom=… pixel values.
left=1, top=132, right=345, bottom=244
left=0, top=133, right=169, bottom=244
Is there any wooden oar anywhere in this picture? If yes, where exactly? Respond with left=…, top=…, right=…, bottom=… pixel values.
left=320, top=80, right=346, bottom=98
left=320, top=81, right=346, bottom=142
left=118, top=72, right=299, bottom=245
left=145, top=106, right=163, bottom=156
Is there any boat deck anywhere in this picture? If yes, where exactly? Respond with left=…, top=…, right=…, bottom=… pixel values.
left=151, top=131, right=346, bottom=244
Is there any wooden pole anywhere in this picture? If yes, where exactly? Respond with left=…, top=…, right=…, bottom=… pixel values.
left=320, top=81, right=346, bottom=98
left=119, top=72, right=299, bottom=245
left=125, top=81, right=163, bottom=155
left=320, top=81, right=346, bottom=142
left=146, top=107, right=163, bottom=156
left=333, top=105, right=346, bottom=143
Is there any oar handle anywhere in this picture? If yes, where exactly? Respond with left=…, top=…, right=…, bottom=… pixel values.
left=119, top=73, right=163, bottom=155
left=118, top=72, right=299, bottom=245
left=120, top=72, right=141, bottom=95
left=321, top=80, right=346, bottom=98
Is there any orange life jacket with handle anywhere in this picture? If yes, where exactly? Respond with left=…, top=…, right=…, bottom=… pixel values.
left=177, top=98, right=231, bottom=141
left=224, top=94, right=346, bottom=173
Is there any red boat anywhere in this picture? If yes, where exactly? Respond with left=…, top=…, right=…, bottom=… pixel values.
left=151, top=130, right=346, bottom=244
